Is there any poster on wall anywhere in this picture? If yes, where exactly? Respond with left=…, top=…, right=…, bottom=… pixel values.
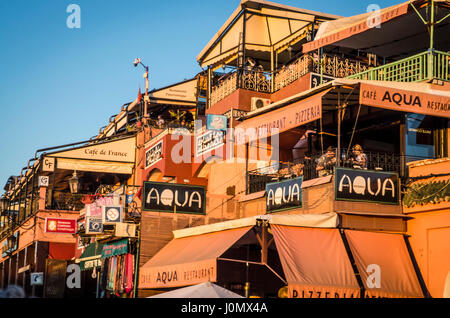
left=145, top=141, right=163, bottom=169
left=143, top=182, right=206, bottom=214
left=266, top=177, right=303, bottom=213
left=335, top=168, right=399, bottom=205
left=195, top=129, right=225, bottom=157
left=44, top=259, right=67, bottom=298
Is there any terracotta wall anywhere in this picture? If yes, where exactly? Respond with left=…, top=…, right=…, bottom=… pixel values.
left=404, top=159, right=450, bottom=298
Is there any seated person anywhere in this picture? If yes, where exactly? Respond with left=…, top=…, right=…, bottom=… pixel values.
left=316, top=146, right=336, bottom=177
left=349, top=144, right=367, bottom=169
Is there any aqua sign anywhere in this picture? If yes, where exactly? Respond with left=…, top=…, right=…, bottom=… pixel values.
left=266, top=177, right=303, bottom=213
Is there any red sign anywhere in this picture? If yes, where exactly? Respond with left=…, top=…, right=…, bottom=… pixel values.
left=45, top=218, right=77, bottom=234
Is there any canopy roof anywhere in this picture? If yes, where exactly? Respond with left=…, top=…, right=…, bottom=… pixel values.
left=303, top=0, right=450, bottom=59
left=147, top=282, right=244, bottom=298
left=197, top=0, right=340, bottom=69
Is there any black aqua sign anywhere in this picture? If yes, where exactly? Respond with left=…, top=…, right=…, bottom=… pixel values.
left=335, top=168, right=399, bottom=205
left=143, top=182, right=206, bottom=214
left=266, top=177, right=303, bottom=213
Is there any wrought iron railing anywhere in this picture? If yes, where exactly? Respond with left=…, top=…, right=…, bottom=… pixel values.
left=347, top=50, right=450, bottom=82
left=274, top=54, right=314, bottom=91
left=246, top=150, right=403, bottom=194
left=210, top=53, right=370, bottom=106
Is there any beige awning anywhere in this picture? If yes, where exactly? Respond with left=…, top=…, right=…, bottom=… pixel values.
left=302, top=0, right=450, bottom=58
left=139, top=226, right=253, bottom=289
left=271, top=225, right=361, bottom=298
left=197, top=0, right=340, bottom=68
left=345, top=230, right=424, bottom=298
left=302, top=1, right=410, bottom=53
left=55, top=158, right=134, bottom=174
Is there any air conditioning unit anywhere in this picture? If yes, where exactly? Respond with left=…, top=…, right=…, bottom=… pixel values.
left=251, top=97, right=271, bottom=111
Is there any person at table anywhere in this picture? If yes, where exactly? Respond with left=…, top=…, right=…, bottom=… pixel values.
left=349, top=144, right=368, bottom=169
left=316, top=146, right=336, bottom=177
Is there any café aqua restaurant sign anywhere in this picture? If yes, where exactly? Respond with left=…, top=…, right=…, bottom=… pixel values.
left=335, top=168, right=399, bottom=205
left=266, top=177, right=303, bottom=213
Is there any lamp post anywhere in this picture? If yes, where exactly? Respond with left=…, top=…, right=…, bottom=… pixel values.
left=134, top=58, right=150, bottom=123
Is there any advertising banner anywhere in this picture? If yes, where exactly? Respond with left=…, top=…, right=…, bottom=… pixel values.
left=44, top=218, right=77, bottom=234
left=143, top=182, right=206, bottom=214
left=102, top=239, right=129, bottom=258
left=335, top=168, right=399, bottom=205
left=266, top=177, right=303, bottom=213
left=195, top=129, right=225, bottom=157
left=145, top=140, right=163, bottom=169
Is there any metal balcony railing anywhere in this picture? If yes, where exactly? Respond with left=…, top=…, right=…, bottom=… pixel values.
left=246, top=150, right=403, bottom=194
left=210, top=53, right=370, bottom=106
left=347, top=50, right=450, bottom=83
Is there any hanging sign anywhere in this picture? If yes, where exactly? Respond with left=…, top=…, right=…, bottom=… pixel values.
left=266, top=177, right=303, bottom=213
left=335, top=168, right=399, bottom=205
left=30, top=272, right=44, bottom=286
left=85, top=217, right=104, bottom=235
left=44, top=218, right=77, bottom=234
left=310, top=73, right=334, bottom=89
left=206, top=114, right=228, bottom=131
left=38, top=176, right=50, bottom=187
left=101, top=239, right=128, bottom=258
left=102, top=206, right=123, bottom=224
left=143, top=182, right=206, bottom=214
left=145, top=141, right=163, bottom=169
left=195, top=129, right=225, bottom=157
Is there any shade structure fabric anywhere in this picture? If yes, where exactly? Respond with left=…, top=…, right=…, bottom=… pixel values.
left=56, top=158, right=134, bottom=174
left=147, top=282, right=244, bottom=298
left=271, top=225, right=360, bottom=298
left=76, top=242, right=104, bottom=271
left=303, top=1, right=409, bottom=53
left=344, top=230, right=424, bottom=298
left=234, top=89, right=329, bottom=144
left=139, top=226, right=253, bottom=289
left=197, top=0, right=340, bottom=68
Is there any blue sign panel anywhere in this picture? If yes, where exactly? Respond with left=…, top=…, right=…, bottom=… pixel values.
left=206, top=114, right=228, bottom=131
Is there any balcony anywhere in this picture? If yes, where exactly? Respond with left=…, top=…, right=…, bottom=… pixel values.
left=209, top=53, right=370, bottom=107
left=347, top=50, right=450, bottom=83
left=247, top=150, right=403, bottom=194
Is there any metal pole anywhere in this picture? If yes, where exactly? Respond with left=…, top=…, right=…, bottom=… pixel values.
left=337, top=88, right=341, bottom=167
left=132, top=229, right=141, bottom=298
left=428, top=0, right=435, bottom=80
left=31, top=241, right=38, bottom=297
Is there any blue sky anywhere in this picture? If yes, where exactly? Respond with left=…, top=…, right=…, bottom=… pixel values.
left=0, top=0, right=401, bottom=190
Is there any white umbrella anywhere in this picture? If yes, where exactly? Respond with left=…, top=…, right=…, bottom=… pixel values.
left=147, top=282, right=244, bottom=298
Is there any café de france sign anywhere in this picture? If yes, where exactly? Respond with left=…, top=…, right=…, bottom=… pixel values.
left=45, top=136, right=136, bottom=163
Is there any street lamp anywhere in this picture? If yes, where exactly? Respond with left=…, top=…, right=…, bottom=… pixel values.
left=69, top=171, right=80, bottom=194
left=133, top=58, right=150, bottom=122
